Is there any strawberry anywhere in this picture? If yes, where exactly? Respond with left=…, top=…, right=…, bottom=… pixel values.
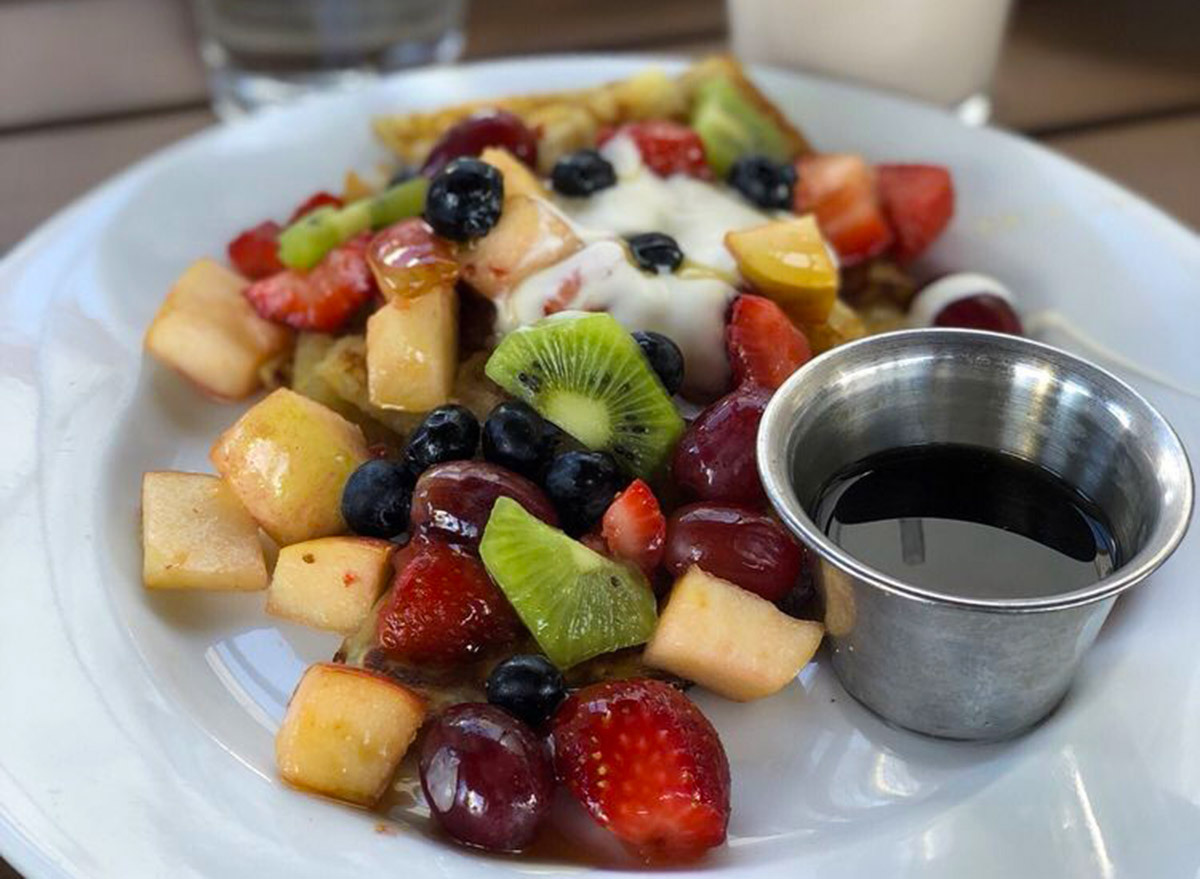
left=377, top=539, right=521, bottom=664
left=288, top=190, right=344, bottom=223
left=243, top=234, right=376, bottom=332
left=876, top=164, right=955, bottom=263
left=601, top=479, right=666, bottom=575
left=599, top=121, right=713, bottom=180
left=794, top=154, right=893, bottom=265
left=227, top=221, right=284, bottom=280
left=552, top=679, right=730, bottom=862
left=726, top=293, right=812, bottom=390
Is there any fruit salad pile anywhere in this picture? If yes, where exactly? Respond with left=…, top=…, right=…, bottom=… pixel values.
left=139, top=57, right=1025, bottom=864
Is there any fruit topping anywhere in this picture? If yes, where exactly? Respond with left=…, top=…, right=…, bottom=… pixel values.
left=410, top=460, right=558, bottom=550
left=727, top=154, right=796, bottom=210
left=485, top=654, right=567, bottom=728
left=421, top=110, right=539, bottom=178
left=935, top=295, right=1023, bottom=334
left=794, top=153, right=893, bottom=265
left=266, top=536, right=393, bottom=634
left=482, top=401, right=557, bottom=479
left=227, top=221, right=284, bottom=280
left=875, top=164, right=955, bottom=263
left=632, top=330, right=685, bottom=397
left=479, top=497, right=657, bottom=668
left=366, top=286, right=459, bottom=412
left=725, top=216, right=839, bottom=323
left=726, top=293, right=812, bottom=389
left=664, top=504, right=805, bottom=602
left=402, top=404, right=481, bottom=478
left=424, top=157, right=505, bottom=241
left=377, top=539, right=522, bottom=664
left=690, top=74, right=793, bottom=178
left=341, top=458, right=414, bottom=539
left=479, top=146, right=548, bottom=200
left=458, top=194, right=582, bottom=298
left=551, top=678, right=730, bottom=862
left=601, top=479, right=666, bottom=576
left=245, top=234, right=377, bottom=333
left=485, top=313, right=685, bottom=479
left=287, top=191, right=345, bottom=223
left=551, top=149, right=617, bottom=197
left=544, top=450, right=626, bottom=536
left=672, top=384, right=770, bottom=506
left=908, top=272, right=1023, bottom=335
left=366, top=218, right=459, bottom=301
left=626, top=231, right=684, bottom=274
left=599, top=120, right=712, bottom=180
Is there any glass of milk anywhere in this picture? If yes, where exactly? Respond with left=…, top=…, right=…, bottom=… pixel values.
left=727, top=0, right=1013, bottom=123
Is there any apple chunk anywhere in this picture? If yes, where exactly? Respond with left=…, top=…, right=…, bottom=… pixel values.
left=211, top=388, right=370, bottom=546
left=266, top=537, right=394, bottom=634
left=644, top=566, right=823, bottom=701
left=276, top=663, right=426, bottom=807
left=142, top=471, right=268, bottom=591
left=366, top=287, right=458, bottom=412
left=144, top=258, right=292, bottom=400
left=458, top=194, right=581, bottom=299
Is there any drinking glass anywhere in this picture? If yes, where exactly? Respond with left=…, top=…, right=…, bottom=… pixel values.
left=192, top=0, right=467, bottom=118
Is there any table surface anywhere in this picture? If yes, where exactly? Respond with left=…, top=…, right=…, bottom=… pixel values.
left=0, top=0, right=1197, bottom=874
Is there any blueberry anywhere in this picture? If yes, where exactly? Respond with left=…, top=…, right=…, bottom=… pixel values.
left=486, top=654, right=566, bottom=727
left=403, top=405, right=481, bottom=477
left=423, top=158, right=504, bottom=241
left=341, top=459, right=413, bottom=539
left=627, top=232, right=683, bottom=274
left=632, top=330, right=685, bottom=396
left=727, top=155, right=796, bottom=210
left=551, top=149, right=617, bottom=197
left=543, top=450, right=625, bottom=535
left=482, top=401, right=555, bottom=479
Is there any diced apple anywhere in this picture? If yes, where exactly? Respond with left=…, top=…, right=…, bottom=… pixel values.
left=266, top=537, right=394, bottom=634
left=211, top=388, right=370, bottom=546
left=276, top=663, right=426, bottom=806
left=796, top=298, right=868, bottom=355
left=142, top=471, right=268, bottom=591
left=480, top=146, right=548, bottom=200
left=725, top=216, right=839, bottom=323
left=644, top=566, right=823, bottom=701
left=458, top=195, right=582, bottom=299
left=144, top=258, right=293, bottom=400
left=366, top=287, right=458, bottom=412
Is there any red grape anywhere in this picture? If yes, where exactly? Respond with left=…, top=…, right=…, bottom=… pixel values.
left=367, top=218, right=459, bottom=300
left=421, top=110, right=539, bottom=177
left=934, top=294, right=1023, bottom=335
left=664, top=504, right=805, bottom=602
left=419, top=703, right=555, bottom=852
left=671, top=384, right=772, bottom=505
left=410, top=460, right=558, bottom=551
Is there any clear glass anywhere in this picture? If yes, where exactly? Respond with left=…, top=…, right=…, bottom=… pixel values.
left=727, top=0, right=1013, bottom=124
left=192, top=0, right=467, bottom=118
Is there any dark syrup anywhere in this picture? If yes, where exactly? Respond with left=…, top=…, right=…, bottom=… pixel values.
left=814, top=445, right=1120, bottom=599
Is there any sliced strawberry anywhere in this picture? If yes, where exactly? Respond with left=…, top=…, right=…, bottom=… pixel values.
left=377, top=539, right=521, bottom=665
left=794, top=154, right=893, bottom=265
left=552, top=679, right=730, bottom=862
left=601, top=479, right=666, bottom=575
left=287, top=190, right=344, bottom=223
left=726, top=294, right=812, bottom=390
left=599, top=121, right=713, bottom=180
left=243, top=235, right=376, bottom=332
left=876, top=164, right=955, bottom=263
left=227, top=221, right=284, bottom=280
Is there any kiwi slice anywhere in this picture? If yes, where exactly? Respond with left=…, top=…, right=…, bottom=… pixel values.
left=480, top=497, right=658, bottom=669
left=484, top=312, right=684, bottom=479
left=691, top=75, right=793, bottom=178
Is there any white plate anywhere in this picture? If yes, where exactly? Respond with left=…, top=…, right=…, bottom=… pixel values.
left=1, top=56, right=1198, bottom=879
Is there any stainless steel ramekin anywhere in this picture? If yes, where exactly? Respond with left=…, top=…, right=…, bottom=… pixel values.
left=758, top=329, right=1193, bottom=740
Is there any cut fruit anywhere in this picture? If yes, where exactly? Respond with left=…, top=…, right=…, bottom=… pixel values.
left=479, top=497, right=657, bottom=669
left=144, top=258, right=292, bottom=400
left=725, top=216, right=839, bottom=323
left=210, top=388, right=370, bottom=546
left=266, top=537, right=394, bottom=634
left=458, top=195, right=581, bottom=299
left=142, top=471, right=268, bottom=591
left=689, top=74, right=793, bottom=178
left=310, top=335, right=424, bottom=437
left=276, top=663, right=426, bottom=806
left=644, top=566, right=823, bottom=701
left=366, top=218, right=459, bottom=302
left=794, top=154, right=893, bottom=265
left=484, top=312, right=684, bottom=479
left=875, top=164, right=955, bottom=263
left=796, top=298, right=868, bottom=355
left=366, top=286, right=458, bottom=412
left=726, top=293, right=812, bottom=390
left=480, top=146, right=548, bottom=200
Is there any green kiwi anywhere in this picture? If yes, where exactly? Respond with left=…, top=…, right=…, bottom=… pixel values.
left=484, top=312, right=684, bottom=479
left=479, top=497, right=658, bottom=669
left=691, top=75, right=793, bottom=177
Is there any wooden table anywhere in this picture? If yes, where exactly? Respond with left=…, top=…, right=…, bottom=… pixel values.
left=0, top=0, right=1196, bottom=874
